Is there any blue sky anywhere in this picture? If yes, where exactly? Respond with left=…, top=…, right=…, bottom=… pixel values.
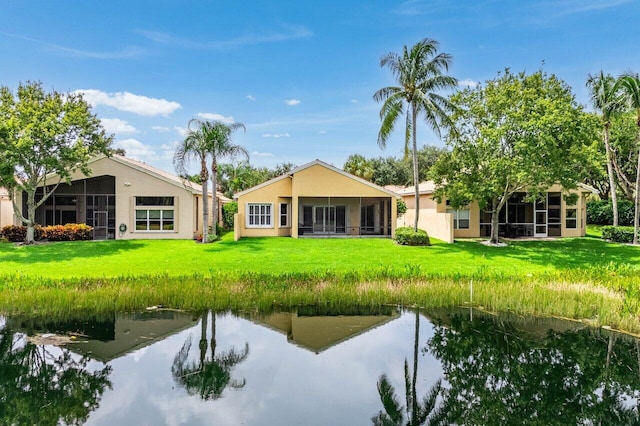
left=2, top=0, right=639, bottom=174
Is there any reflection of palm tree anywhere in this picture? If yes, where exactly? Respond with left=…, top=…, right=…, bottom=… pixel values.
left=372, top=310, right=454, bottom=425
left=172, top=311, right=249, bottom=400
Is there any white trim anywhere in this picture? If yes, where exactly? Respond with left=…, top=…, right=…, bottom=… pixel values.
left=246, top=202, right=274, bottom=228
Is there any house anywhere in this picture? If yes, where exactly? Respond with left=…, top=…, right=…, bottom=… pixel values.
left=233, top=159, right=398, bottom=240
left=390, top=182, right=598, bottom=243
left=0, top=155, right=230, bottom=240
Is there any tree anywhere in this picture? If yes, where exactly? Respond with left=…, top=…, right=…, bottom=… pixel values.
left=344, top=154, right=375, bottom=180
left=189, top=119, right=247, bottom=239
left=0, top=81, right=112, bottom=244
left=374, top=38, right=458, bottom=231
left=616, top=73, right=640, bottom=244
left=431, top=69, right=594, bottom=244
left=586, top=71, right=625, bottom=226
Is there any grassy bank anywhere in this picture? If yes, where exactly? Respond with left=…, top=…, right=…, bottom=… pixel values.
left=1, top=231, right=640, bottom=333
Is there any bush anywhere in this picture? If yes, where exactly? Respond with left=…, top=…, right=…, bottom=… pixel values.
left=587, top=199, right=634, bottom=225
left=396, top=199, right=407, bottom=217
left=394, top=226, right=431, bottom=246
left=222, top=202, right=237, bottom=230
left=1, top=224, right=93, bottom=242
left=601, top=225, right=636, bottom=243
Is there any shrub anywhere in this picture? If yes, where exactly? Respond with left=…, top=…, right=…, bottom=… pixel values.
left=222, top=202, right=237, bottom=230
left=587, top=199, right=634, bottom=225
left=396, top=199, right=407, bottom=217
left=601, top=225, right=636, bottom=243
left=1, top=225, right=44, bottom=242
left=394, top=226, right=431, bottom=246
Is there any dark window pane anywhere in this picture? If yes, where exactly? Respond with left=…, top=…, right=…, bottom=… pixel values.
left=135, top=197, right=174, bottom=206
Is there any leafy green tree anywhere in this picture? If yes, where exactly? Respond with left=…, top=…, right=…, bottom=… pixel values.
left=431, top=69, right=594, bottom=244
left=616, top=73, right=640, bottom=244
left=172, top=311, right=249, bottom=400
left=344, top=154, right=375, bottom=180
left=372, top=310, right=455, bottom=426
left=0, top=327, right=112, bottom=425
left=587, top=71, right=625, bottom=226
left=0, top=81, right=112, bottom=244
left=374, top=38, right=458, bottom=231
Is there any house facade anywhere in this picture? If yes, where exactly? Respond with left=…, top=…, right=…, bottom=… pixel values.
left=391, top=182, right=598, bottom=243
left=233, top=160, right=398, bottom=240
left=0, top=155, right=229, bottom=240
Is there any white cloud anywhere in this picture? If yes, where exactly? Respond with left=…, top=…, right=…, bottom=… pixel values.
left=174, top=126, right=188, bottom=137
left=101, top=118, right=138, bottom=134
left=261, top=133, right=290, bottom=138
left=350, top=99, right=359, bottom=104
left=197, top=113, right=235, bottom=124
left=246, top=95, right=256, bottom=101
left=251, top=151, right=274, bottom=157
left=152, top=126, right=171, bottom=132
left=458, top=78, right=478, bottom=88
left=74, top=89, right=181, bottom=117
left=285, top=99, right=301, bottom=106
left=114, top=138, right=156, bottom=158
left=319, top=130, right=327, bottom=134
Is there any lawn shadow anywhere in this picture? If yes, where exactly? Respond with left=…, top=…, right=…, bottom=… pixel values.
left=0, top=240, right=148, bottom=265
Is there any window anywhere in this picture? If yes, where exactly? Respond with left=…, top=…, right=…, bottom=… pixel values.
left=279, top=203, right=290, bottom=228
left=135, top=196, right=175, bottom=231
left=566, top=208, right=577, bottom=229
left=447, top=208, right=470, bottom=229
left=247, top=203, right=272, bottom=228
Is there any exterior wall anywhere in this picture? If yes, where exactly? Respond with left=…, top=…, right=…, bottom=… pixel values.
left=0, top=195, right=18, bottom=227
left=397, top=193, right=454, bottom=243
left=236, top=177, right=292, bottom=238
left=292, top=164, right=393, bottom=198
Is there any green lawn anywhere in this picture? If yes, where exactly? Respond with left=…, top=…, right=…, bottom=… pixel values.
left=0, top=230, right=637, bottom=279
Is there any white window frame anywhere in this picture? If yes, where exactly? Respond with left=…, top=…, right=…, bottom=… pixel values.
left=246, top=203, right=273, bottom=228
left=134, top=196, right=176, bottom=232
left=447, top=208, right=470, bottom=230
left=565, top=207, right=577, bottom=229
left=279, top=202, right=291, bottom=228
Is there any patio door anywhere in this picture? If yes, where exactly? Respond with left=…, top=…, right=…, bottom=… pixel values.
left=313, top=206, right=336, bottom=233
left=534, top=195, right=547, bottom=237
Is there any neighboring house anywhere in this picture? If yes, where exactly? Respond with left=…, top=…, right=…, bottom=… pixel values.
left=0, top=155, right=229, bottom=240
left=0, top=187, right=16, bottom=229
left=233, top=159, right=398, bottom=240
left=390, top=182, right=598, bottom=243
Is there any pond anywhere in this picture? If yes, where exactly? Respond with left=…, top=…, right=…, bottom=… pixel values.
left=1, top=307, right=639, bottom=425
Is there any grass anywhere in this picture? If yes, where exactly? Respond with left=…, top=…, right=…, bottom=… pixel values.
left=1, top=229, right=640, bottom=333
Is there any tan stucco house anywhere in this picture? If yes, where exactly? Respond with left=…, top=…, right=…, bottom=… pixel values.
left=391, top=182, right=598, bottom=243
left=0, top=155, right=229, bottom=240
left=233, top=159, right=398, bottom=240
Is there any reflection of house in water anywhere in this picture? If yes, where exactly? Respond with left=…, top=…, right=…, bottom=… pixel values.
left=246, top=307, right=400, bottom=353
left=8, top=310, right=198, bottom=363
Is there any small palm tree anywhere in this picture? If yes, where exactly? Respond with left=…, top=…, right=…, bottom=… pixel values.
left=586, top=71, right=625, bottom=226
left=374, top=38, right=458, bottom=231
left=174, top=122, right=211, bottom=243
left=616, top=72, right=640, bottom=244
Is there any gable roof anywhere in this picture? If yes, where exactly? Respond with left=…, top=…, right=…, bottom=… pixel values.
left=89, top=155, right=230, bottom=200
left=386, top=182, right=436, bottom=196
left=233, top=159, right=399, bottom=199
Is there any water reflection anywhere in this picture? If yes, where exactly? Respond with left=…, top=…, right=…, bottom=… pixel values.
left=0, top=307, right=638, bottom=425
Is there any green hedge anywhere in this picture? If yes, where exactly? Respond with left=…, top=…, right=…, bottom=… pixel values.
left=394, top=226, right=431, bottom=246
left=601, top=225, right=636, bottom=243
left=222, top=202, right=238, bottom=230
left=587, top=199, right=634, bottom=225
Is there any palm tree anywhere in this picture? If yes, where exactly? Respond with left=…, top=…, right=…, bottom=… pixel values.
left=174, top=121, right=211, bottom=243
left=191, top=119, right=248, bottom=239
left=372, top=310, right=455, bottom=425
left=616, top=72, right=640, bottom=244
left=172, top=310, right=249, bottom=400
left=586, top=71, right=624, bottom=226
left=374, top=38, right=458, bottom=231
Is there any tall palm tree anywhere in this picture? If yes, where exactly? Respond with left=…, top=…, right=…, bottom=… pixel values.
left=374, top=38, right=458, bottom=231
left=174, top=122, right=211, bottom=243
left=586, top=71, right=624, bottom=226
left=190, top=119, right=248, bottom=239
left=616, top=72, right=640, bottom=244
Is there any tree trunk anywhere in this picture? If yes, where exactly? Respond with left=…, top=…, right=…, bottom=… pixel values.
left=201, top=160, right=209, bottom=244
left=25, top=191, right=37, bottom=244
left=604, top=124, right=619, bottom=226
left=199, top=310, right=208, bottom=367
left=412, top=104, right=420, bottom=232
left=411, top=309, right=419, bottom=425
left=211, top=158, right=218, bottom=239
